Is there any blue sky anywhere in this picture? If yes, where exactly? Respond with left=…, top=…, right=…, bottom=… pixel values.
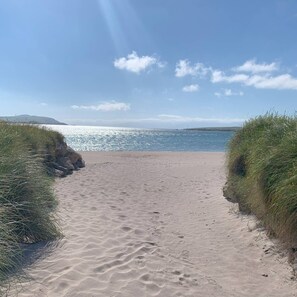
left=1, top=0, right=297, bottom=128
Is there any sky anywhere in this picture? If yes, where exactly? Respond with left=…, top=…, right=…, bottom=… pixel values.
left=1, top=0, right=297, bottom=128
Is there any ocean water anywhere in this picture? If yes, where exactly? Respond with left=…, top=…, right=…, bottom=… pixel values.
left=45, top=125, right=234, bottom=152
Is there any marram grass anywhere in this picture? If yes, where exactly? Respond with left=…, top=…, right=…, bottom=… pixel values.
left=0, top=122, right=63, bottom=288
left=225, top=114, right=297, bottom=245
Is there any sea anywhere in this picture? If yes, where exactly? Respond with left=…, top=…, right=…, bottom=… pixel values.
left=44, top=125, right=235, bottom=152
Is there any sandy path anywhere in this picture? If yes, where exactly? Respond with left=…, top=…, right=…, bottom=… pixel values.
left=10, top=152, right=297, bottom=296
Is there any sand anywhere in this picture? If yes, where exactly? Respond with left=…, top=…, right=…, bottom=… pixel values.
left=9, top=152, right=297, bottom=297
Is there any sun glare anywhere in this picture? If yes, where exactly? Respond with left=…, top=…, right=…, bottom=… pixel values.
left=96, top=0, right=152, bottom=55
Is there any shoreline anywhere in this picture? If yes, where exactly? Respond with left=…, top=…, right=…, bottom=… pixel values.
left=9, top=152, right=297, bottom=296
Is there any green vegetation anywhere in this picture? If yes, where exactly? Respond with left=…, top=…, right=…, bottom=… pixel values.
left=0, top=122, right=63, bottom=287
left=224, top=114, right=297, bottom=245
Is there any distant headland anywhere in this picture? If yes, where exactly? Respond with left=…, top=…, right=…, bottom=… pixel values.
left=0, top=114, right=67, bottom=125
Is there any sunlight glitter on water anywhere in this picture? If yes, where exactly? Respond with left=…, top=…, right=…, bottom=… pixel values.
left=44, top=125, right=234, bottom=152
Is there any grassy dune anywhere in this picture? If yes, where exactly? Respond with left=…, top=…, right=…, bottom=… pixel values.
left=0, top=122, right=63, bottom=286
left=224, top=114, right=297, bottom=246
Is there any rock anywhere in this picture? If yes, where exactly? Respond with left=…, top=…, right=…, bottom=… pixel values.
left=57, top=157, right=75, bottom=171
left=65, top=147, right=81, bottom=164
left=52, top=162, right=69, bottom=174
left=46, top=140, right=85, bottom=177
left=76, top=158, right=85, bottom=168
left=247, top=220, right=258, bottom=232
left=55, top=141, right=68, bottom=157
left=65, top=147, right=85, bottom=169
left=54, top=169, right=66, bottom=178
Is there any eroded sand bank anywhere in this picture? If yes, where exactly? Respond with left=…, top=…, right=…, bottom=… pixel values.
left=10, top=152, right=297, bottom=296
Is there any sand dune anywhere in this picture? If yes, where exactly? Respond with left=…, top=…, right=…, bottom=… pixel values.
left=9, top=152, right=297, bottom=296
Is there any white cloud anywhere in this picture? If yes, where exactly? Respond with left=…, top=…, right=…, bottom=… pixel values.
left=211, top=69, right=297, bottom=90
left=182, top=84, right=199, bottom=92
left=233, top=59, right=278, bottom=73
left=71, top=101, right=130, bottom=112
left=245, top=74, right=297, bottom=90
left=156, top=61, right=166, bottom=68
left=40, top=102, right=48, bottom=106
left=214, top=89, right=244, bottom=97
left=175, top=60, right=209, bottom=77
left=224, top=89, right=244, bottom=96
left=208, top=59, right=297, bottom=90
left=114, top=51, right=162, bottom=74
left=174, top=58, right=297, bottom=91
left=224, top=89, right=233, bottom=96
left=158, top=114, right=184, bottom=120
left=211, top=70, right=249, bottom=83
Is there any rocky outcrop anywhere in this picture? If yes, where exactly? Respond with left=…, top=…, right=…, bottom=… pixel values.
left=47, top=142, right=85, bottom=177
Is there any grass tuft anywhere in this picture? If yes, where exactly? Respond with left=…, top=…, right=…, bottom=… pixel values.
left=225, top=113, right=297, bottom=244
left=0, top=122, right=63, bottom=288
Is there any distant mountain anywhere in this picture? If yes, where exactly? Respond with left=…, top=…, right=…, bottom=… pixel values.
left=0, top=115, right=67, bottom=125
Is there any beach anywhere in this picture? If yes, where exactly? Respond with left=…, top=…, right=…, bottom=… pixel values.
left=10, top=152, right=297, bottom=297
